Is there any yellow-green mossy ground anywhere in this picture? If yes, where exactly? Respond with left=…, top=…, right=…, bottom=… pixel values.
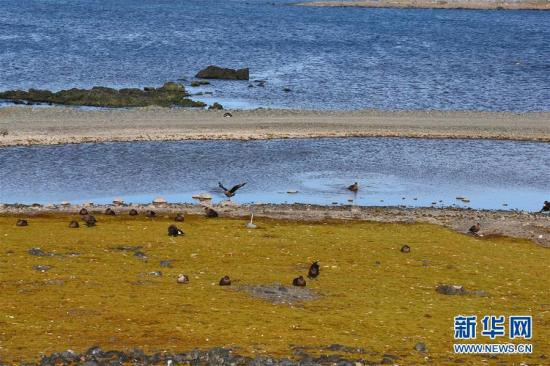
left=0, top=214, right=548, bottom=365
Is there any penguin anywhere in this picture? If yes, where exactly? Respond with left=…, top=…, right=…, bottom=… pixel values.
left=308, top=261, right=320, bottom=279
left=292, top=275, right=306, bottom=287
left=168, top=224, right=184, bottom=237
left=219, top=276, right=231, bottom=286
left=205, top=207, right=219, bottom=218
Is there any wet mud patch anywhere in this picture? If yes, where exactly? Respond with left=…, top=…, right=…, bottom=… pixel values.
left=237, top=283, right=320, bottom=304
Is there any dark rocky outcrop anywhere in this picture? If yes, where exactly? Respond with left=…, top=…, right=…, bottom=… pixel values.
left=0, top=82, right=206, bottom=108
left=195, top=65, right=249, bottom=80
left=208, top=102, right=224, bottom=110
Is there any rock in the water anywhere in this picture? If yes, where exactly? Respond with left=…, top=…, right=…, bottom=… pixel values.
left=195, top=65, right=249, bottom=80
left=0, top=83, right=206, bottom=108
left=190, top=80, right=210, bottom=87
left=436, top=284, right=466, bottom=295
left=208, top=102, right=224, bottom=110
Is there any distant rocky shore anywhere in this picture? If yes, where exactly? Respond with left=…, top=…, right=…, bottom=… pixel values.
left=295, top=0, right=550, bottom=10
left=0, top=82, right=206, bottom=108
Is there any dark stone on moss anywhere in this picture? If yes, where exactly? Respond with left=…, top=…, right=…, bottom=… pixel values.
left=196, top=65, right=249, bottom=80
left=0, top=82, right=206, bottom=108
left=436, top=284, right=466, bottom=295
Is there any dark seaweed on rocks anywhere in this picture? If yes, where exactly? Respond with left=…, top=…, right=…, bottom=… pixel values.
left=0, top=82, right=206, bottom=108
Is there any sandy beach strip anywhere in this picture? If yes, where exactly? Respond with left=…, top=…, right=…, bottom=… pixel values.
left=0, top=107, right=549, bottom=147
left=294, top=0, right=550, bottom=10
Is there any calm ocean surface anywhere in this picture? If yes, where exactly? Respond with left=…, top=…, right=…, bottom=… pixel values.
left=0, top=0, right=549, bottom=111
left=1, top=138, right=548, bottom=210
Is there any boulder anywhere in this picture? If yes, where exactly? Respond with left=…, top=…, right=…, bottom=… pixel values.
left=195, top=65, right=249, bottom=80
left=208, top=102, right=224, bottom=110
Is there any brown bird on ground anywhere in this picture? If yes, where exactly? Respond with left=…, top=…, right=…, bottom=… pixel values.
left=219, top=276, right=231, bottom=286
left=400, top=244, right=411, bottom=253
left=308, top=261, right=320, bottom=279
left=541, top=201, right=550, bottom=213
left=69, top=220, right=80, bottom=228
left=79, top=208, right=89, bottom=216
left=82, top=214, right=97, bottom=227
left=145, top=210, right=156, bottom=218
left=128, top=209, right=138, bottom=216
left=168, top=224, right=184, bottom=237
left=177, top=274, right=189, bottom=284
left=292, top=275, right=306, bottom=287
left=347, top=182, right=359, bottom=192
left=16, top=219, right=28, bottom=227
left=174, top=213, right=185, bottom=222
left=469, top=223, right=481, bottom=236
left=105, top=208, right=116, bottom=216
left=218, top=182, right=246, bottom=199
left=205, top=207, right=219, bottom=218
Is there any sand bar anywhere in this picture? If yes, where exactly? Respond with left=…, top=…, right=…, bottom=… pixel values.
left=0, top=107, right=549, bottom=147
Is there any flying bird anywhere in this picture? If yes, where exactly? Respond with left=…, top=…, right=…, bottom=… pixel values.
left=308, top=261, right=320, bottom=279
left=219, top=182, right=246, bottom=199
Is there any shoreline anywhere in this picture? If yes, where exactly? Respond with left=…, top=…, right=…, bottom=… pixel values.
left=2, top=202, right=549, bottom=247
left=1, top=107, right=549, bottom=147
left=295, top=1, right=550, bottom=10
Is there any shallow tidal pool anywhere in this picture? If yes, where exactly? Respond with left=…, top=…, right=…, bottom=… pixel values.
left=0, top=213, right=548, bottom=365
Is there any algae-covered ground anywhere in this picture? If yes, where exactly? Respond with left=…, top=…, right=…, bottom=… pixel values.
left=0, top=213, right=548, bottom=365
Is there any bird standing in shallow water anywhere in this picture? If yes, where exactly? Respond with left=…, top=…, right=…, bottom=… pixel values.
left=293, top=275, right=306, bottom=287
left=308, top=261, right=320, bottom=279
left=348, top=182, right=359, bottom=192
left=218, top=182, right=246, bottom=200
left=469, top=223, right=481, bottom=236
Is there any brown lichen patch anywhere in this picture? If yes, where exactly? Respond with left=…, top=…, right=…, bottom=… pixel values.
left=0, top=214, right=548, bottom=365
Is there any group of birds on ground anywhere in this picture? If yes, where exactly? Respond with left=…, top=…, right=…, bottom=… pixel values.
left=11, top=181, right=550, bottom=288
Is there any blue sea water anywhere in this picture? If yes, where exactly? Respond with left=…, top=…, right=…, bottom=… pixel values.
left=0, top=138, right=548, bottom=210
left=0, top=0, right=549, bottom=111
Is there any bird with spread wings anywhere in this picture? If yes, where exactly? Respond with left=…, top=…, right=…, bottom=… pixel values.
left=218, top=182, right=247, bottom=199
